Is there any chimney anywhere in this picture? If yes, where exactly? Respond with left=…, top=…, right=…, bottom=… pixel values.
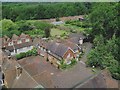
left=15, top=65, right=22, bottom=79
left=79, top=38, right=83, bottom=45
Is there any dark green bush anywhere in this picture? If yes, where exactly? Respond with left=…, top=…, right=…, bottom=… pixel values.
left=71, top=59, right=77, bottom=65
left=56, top=17, right=60, bottom=21
left=16, top=48, right=37, bottom=60
left=109, top=66, right=120, bottom=80
left=60, top=60, right=67, bottom=69
left=16, top=52, right=26, bottom=60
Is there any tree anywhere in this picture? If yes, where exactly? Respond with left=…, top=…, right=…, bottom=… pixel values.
left=89, top=3, right=119, bottom=39
left=44, top=26, right=51, bottom=38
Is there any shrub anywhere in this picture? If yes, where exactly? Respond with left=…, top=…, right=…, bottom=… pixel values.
left=31, top=48, right=38, bottom=56
left=60, top=60, right=67, bottom=69
left=16, top=48, right=37, bottom=60
left=56, top=17, right=60, bottom=21
left=16, top=52, right=26, bottom=60
left=109, top=66, right=120, bottom=80
left=71, top=59, right=77, bottom=65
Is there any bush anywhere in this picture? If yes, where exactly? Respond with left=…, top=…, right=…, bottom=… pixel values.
left=59, top=59, right=77, bottom=70
left=31, top=48, right=38, bottom=56
left=60, top=60, right=67, bottom=69
left=60, top=63, right=67, bottom=69
left=56, top=17, right=60, bottom=21
left=16, top=48, right=37, bottom=60
left=26, top=50, right=32, bottom=57
left=16, top=52, right=26, bottom=60
left=109, top=66, right=120, bottom=80
left=71, top=59, right=77, bottom=65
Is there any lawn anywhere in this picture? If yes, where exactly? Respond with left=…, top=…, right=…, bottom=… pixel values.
left=64, top=24, right=85, bottom=32
left=51, top=28, right=68, bottom=37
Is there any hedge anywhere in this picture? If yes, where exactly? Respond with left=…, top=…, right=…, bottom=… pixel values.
left=16, top=48, right=37, bottom=60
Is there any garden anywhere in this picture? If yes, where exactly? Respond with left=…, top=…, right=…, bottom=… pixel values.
left=59, top=59, right=77, bottom=70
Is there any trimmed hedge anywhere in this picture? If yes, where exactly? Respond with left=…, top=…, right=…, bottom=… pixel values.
left=16, top=48, right=37, bottom=60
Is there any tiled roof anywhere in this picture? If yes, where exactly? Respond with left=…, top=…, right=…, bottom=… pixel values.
left=33, top=71, right=54, bottom=88
left=46, top=41, right=59, bottom=53
left=3, top=58, right=43, bottom=88
left=19, top=33, right=27, bottom=38
left=69, top=33, right=85, bottom=39
left=33, top=37, right=40, bottom=46
left=5, top=42, right=33, bottom=51
left=46, top=41, right=69, bottom=58
left=39, top=39, right=47, bottom=48
left=63, top=40, right=79, bottom=52
left=76, top=70, right=119, bottom=88
left=69, top=37, right=80, bottom=45
left=12, top=34, right=19, bottom=40
left=55, top=43, right=68, bottom=57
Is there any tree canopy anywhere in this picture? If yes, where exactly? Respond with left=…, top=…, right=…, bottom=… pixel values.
left=86, top=2, right=120, bottom=80
left=2, top=2, right=92, bottom=21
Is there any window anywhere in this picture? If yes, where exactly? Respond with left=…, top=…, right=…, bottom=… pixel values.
left=67, top=53, right=71, bottom=59
left=25, top=39, right=30, bottom=42
left=8, top=42, right=13, bottom=46
left=17, top=40, right=22, bottom=44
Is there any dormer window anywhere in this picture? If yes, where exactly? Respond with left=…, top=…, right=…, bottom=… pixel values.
left=25, top=39, right=30, bottom=42
left=17, top=40, right=22, bottom=44
left=8, top=42, right=13, bottom=46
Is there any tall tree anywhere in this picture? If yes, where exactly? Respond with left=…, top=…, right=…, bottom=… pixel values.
left=89, top=3, right=119, bottom=39
left=44, top=26, right=51, bottom=38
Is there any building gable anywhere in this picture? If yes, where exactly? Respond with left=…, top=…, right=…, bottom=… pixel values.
left=63, top=48, right=75, bottom=59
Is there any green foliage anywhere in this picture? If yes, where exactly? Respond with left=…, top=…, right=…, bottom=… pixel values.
left=56, top=17, right=60, bottom=21
left=1, top=19, right=20, bottom=37
left=16, top=52, right=26, bottom=60
left=60, top=60, right=67, bottom=69
left=2, top=2, right=91, bottom=21
left=87, top=34, right=120, bottom=79
left=89, top=3, right=119, bottom=39
left=44, top=26, right=51, bottom=38
left=1, top=19, right=51, bottom=38
left=109, top=66, right=120, bottom=80
left=16, top=48, right=37, bottom=60
left=86, top=2, right=120, bottom=80
left=60, top=59, right=77, bottom=70
left=71, top=59, right=77, bottom=65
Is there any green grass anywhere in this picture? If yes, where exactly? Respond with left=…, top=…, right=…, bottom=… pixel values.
left=51, top=28, right=68, bottom=37
left=64, top=24, right=85, bottom=32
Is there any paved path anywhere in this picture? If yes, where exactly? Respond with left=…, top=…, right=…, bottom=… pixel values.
left=81, top=42, right=93, bottom=62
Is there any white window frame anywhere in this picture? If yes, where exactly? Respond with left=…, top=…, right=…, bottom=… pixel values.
left=67, top=53, right=71, bottom=59
left=25, top=39, right=30, bottom=42
left=17, top=40, right=22, bottom=44
left=8, top=42, right=13, bottom=46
